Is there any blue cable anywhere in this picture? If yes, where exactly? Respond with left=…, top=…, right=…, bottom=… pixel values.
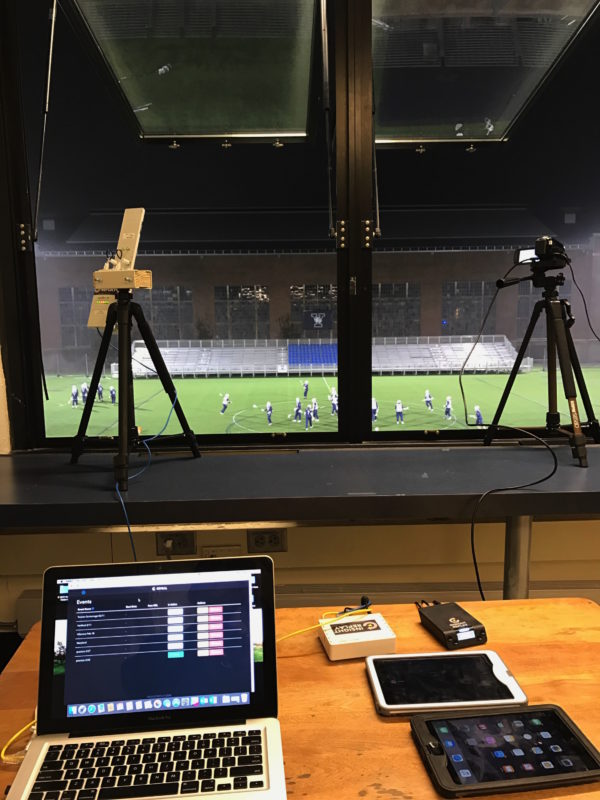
left=129, top=391, right=178, bottom=481
left=115, top=391, right=179, bottom=559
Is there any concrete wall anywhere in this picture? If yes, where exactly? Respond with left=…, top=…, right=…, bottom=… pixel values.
left=1, top=520, right=599, bottom=628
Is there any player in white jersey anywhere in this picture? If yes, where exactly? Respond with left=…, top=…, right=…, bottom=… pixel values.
left=293, top=397, right=302, bottom=422
left=304, top=403, right=313, bottom=430
left=220, top=393, right=231, bottom=414
left=444, top=396, right=452, bottom=419
left=311, top=397, right=319, bottom=421
left=395, top=400, right=405, bottom=424
left=264, top=401, right=273, bottom=425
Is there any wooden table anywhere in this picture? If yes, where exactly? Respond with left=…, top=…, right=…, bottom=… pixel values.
left=1, top=598, right=600, bottom=799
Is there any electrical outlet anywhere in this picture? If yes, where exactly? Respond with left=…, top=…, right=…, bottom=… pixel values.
left=156, top=532, right=196, bottom=556
left=201, top=545, right=242, bottom=559
left=247, top=529, right=287, bottom=553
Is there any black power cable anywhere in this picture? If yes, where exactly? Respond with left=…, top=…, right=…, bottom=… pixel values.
left=458, top=255, right=561, bottom=600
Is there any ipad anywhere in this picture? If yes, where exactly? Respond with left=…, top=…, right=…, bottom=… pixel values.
left=410, top=705, right=600, bottom=797
left=366, top=651, right=527, bottom=715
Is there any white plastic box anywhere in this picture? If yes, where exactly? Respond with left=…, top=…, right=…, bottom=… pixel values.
left=318, top=612, right=396, bottom=661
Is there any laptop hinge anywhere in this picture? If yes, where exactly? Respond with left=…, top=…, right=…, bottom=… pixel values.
left=67, top=718, right=249, bottom=738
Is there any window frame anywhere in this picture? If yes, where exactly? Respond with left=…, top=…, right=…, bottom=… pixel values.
left=2, top=0, right=533, bottom=451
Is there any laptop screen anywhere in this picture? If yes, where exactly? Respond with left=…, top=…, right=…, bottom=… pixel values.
left=37, top=556, right=277, bottom=734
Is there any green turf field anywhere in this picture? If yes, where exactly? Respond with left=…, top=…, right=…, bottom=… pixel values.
left=43, top=369, right=600, bottom=438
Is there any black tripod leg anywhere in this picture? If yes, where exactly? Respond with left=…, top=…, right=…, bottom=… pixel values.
left=549, top=301, right=588, bottom=467
left=71, top=303, right=117, bottom=464
left=484, top=300, right=544, bottom=446
left=564, top=323, right=600, bottom=443
left=545, top=308, right=560, bottom=431
left=114, top=292, right=136, bottom=491
left=131, top=303, right=200, bottom=458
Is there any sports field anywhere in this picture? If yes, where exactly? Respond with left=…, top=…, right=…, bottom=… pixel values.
left=43, top=369, right=600, bottom=438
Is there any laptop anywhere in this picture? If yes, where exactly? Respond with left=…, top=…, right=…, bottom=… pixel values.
left=8, top=555, right=286, bottom=800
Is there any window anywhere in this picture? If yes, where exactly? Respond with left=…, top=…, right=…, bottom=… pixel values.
left=372, top=282, right=420, bottom=337
left=441, top=281, right=497, bottom=335
left=214, top=285, right=270, bottom=340
left=5, top=2, right=600, bottom=449
left=137, top=287, right=196, bottom=341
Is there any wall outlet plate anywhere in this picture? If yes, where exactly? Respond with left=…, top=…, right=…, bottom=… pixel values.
left=247, top=529, right=287, bottom=553
left=156, top=531, right=196, bottom=556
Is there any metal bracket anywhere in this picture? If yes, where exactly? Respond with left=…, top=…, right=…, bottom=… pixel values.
left=335, top=219, right=348, bottom=249
left=361, top=219, right=373, bottom=249
left=17, top=222, right=32, bottom=253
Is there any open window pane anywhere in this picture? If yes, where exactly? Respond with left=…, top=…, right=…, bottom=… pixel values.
left=372, top=0, right=599, bottom=142
left=69, top=0, right=316, bottom=138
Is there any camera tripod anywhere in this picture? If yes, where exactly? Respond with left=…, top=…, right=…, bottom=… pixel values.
left=484, top=271, right=600, bottom=466
left=71, top=289, right=200, bottom=490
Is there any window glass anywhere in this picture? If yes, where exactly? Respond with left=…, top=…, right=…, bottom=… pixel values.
left=372, top=0, right=599, bottom=141
left=371, top=248, right=599, bottom=433
left=70, top=0, right=315, bottom=138
left=29, top=0, right=336, bottom=440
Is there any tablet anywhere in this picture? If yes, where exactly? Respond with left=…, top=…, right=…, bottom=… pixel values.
left=410, top=705, right=600, bottom=797
left=366, top=651, right=527, bottom=715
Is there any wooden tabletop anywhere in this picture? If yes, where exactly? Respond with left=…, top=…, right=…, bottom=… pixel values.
left=1, top=597, right=600, bottom=799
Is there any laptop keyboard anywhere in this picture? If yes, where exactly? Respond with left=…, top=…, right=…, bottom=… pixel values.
left=29, top=730, right=266, bottom=798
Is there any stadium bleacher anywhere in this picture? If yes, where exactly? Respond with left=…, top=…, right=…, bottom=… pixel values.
left=288, top=342, right=338, bottom=368
left=124, top=336, right=526, bottom=378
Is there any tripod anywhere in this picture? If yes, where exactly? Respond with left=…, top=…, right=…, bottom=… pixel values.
left=71, top=289, right=200, bottom=490
left=483, top=271, right=600, bottom=466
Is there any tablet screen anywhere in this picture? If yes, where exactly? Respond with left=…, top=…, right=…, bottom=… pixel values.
left=373, top=654, right=514, bottom=705
left=429, top=709, right=600, bottom=785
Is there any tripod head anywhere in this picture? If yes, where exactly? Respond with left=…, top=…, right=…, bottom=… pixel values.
left=529, top=236, right=570, bottom=290
left=497, top=236, right=570, bottom=293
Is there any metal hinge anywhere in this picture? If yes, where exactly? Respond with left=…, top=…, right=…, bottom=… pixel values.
left=17, top=222, right=33, bottom=253
left=335, top=219, right=348, bottom=249
left=361, top=219, right=373, bottom=249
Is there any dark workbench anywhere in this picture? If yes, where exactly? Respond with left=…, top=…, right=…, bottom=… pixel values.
left=1, top=443, right=598, bottom=598
left=0, top=443, right=597, bottom=528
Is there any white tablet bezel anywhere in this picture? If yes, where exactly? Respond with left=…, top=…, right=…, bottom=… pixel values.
left=365, top=650, right=527, bottom=716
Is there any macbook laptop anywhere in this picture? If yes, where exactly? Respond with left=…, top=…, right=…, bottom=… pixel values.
left=8, top=555, right=286, bottom=799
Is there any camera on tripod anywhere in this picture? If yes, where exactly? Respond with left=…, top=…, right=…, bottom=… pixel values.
left=488, top=235, right=600, bottom=465
left=514, top=235, right=570, bottom=272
